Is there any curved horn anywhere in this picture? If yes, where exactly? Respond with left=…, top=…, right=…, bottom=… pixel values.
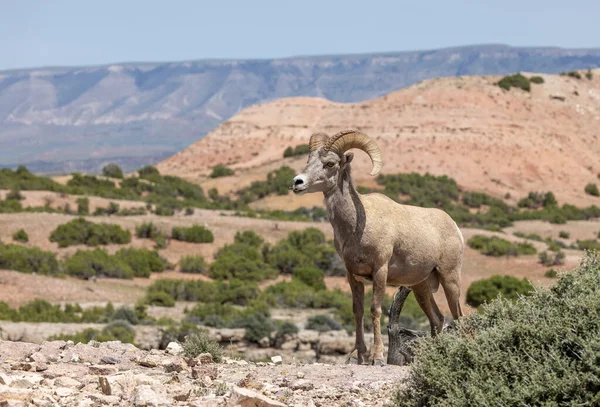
left=324, top=130, right=383, bottom=176
left=309, top=132, right=329, bottom=152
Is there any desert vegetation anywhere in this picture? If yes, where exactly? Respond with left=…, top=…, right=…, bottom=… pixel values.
left=496, top=73, right=544, bottom=92
left=49, top=217, right=131, bottom=247
left=467, top=235, right=536, bottom=257
left=283, top=144, right=310, bottom=158
left=209, top=164, right=235, bottom=178
left=396, top=252, right=600, bottom=406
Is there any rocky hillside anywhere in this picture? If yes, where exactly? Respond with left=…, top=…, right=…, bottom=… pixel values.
left=158, top=70, right=600, bottom=207
left=2, top=45, right=600, bottom=173
left=0, top=339, right=407, bottom=407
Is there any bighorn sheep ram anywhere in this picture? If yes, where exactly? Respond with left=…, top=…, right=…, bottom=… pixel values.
left=291, top=130, right=464, bottom=365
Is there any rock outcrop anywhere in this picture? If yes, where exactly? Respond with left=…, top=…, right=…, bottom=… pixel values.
left=0, top=340, right=409, bottom=407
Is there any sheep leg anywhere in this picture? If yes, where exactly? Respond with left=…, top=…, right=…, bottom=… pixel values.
left=439, top=267, right=464, bottom=321
left=412, top=280, right=445, bottom=336
left=346, top=273, right=368, bottom=364
left=370, top=264, right=388, bottom=365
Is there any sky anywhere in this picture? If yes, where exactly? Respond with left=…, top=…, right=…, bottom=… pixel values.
left=1, top=0, right=599, bottom=71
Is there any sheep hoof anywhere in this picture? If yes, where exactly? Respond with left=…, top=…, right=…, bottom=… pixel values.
left=372, top=359, right=385, bottom=366
left=347, top=356, right=359, bottom=365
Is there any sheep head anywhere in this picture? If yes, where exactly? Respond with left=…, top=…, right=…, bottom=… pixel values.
left=291, top=129, right=383, bottom=195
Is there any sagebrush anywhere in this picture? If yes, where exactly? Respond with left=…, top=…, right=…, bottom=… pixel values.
left=395, top=252, right=600, bottom=407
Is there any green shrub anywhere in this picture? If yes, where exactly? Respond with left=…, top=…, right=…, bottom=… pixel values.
left=0, top=300, right=118, bottom=323
left=529, top=75, right=544, bottom=84
left=136, top=222, right=161, bottom=238
left=182, top=331, right=224, bottom=362
left=283, top=144, right=310, bottom=158
left=586, top=69, right=593, bottom=80
left=561, top=70, right=582, bottom=79
left=283, top=146, right=294, bottom=158
left=577, top=239, right=600, bottom=251
left=49, top=218, right=131, bottom=247
left=93, top=201, right=120, bottom=216
left=172, top=225, right=214, bottom=243
left=395, top=253, right=600, bottom=407
left=0, top=167, right=66, bottom=193
left=76, top=197, right=89, bottom=215
left=114, top=247, right=166, bottom=277
left=0, top=244, right=60, bottom=275
left=538, top=250, right=565, bottom=267
left=237, top=166, right=296, bottom=203
left=0, top=199, right=23, bottom=213
left=137, top=165, right=161, bottom=182
left=184, top=207, right=194, bottom=216
left=154, top=205, right=175, bottom=216
left=12, top=229, right=28, bottom=243
left=265, top=228, right=337, bottom=274
left=112, top=306, right=139, bottom=325
left=63, top=249, right=134, bottom=279
left=512, top=231, right=543, bottom=241
left=497, top=73, right=531, bottom=92
left=306, top=314, right=343, bottom=332
left=292, top=267, right=326, bottom=291
left=272, top=321, right=300, bottom=347
left=210, top=243, right=277, bottom=281
left=179, top=255, right=208, bottom=274
left=234, top=230, right=264, bottom=247
left=6, top=189, right=24, bottom=201
left=544, top=268, right=558, bottom=278
left=102, top=164, right=124, bottom=179
left=209, top=165, right=235, bottom=178
left=584, top=183, right=599, bottom=196
left=466, top=275, right=533, bottom=307
left=145, top=291, right=175, bottom=307
left=99, top=320, right=135, bottom=343
left=467, top=235, right=536, bottom=257
left=240, top=312, right=276, bottom=344
left=559, top=231, right=570, bottom=239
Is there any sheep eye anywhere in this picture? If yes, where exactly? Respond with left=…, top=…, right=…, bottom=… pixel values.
left=326, top=162, right=335, bottom=168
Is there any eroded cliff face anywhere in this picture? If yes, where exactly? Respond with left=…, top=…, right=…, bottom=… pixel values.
left=158, top=70, right=600, bottom=208
left=0, top=339, right=409, bottom=407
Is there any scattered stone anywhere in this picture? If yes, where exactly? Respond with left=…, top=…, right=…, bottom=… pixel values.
left=291, top=379, right=314, bottom=391
left=138, top=355, right=161, bottom=368
left=28, top=352, right=48, bottom=364
left=173, top=387, right=192, bottom=401
left=70, top=353, right=80, bottom=363
left=131, top=384, right=171, bottom=407
left=54, top=376, right=83, bottom=389
left=258, top=337, right=270, bottom=348
left=35, top=363, right=48, bottom=372
left=296, top=371, right=305, bottom=379
left=271, top=356, right=283, bottom=365
left=230, top=386, right=287, bottom=407
left=54, top=387, right=74, bottom=397
left=11, top=362, right=34, bottom=371
left=88, top=394, right=120, bottom=405
left=203, top=376, right=213, bottom=387
left=10, top=378, right=34, bottom=389
left=100, top=355, right=120, bottom=365
left=191, top=366, right=218, bottom=380
left=165, top=342, right=183, bottom=356
left=0, top=372, right=11, bottom=385
left=89, top=365, right=117, bottom=375
left=198, top=353, right=213, bottom=364
left=99, top=376, right=111, bottom=395
left=161, top=357, right=186, bottom=373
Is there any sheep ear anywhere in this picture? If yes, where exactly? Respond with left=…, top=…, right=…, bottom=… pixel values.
left=343, top=152, right=354, bottom=166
